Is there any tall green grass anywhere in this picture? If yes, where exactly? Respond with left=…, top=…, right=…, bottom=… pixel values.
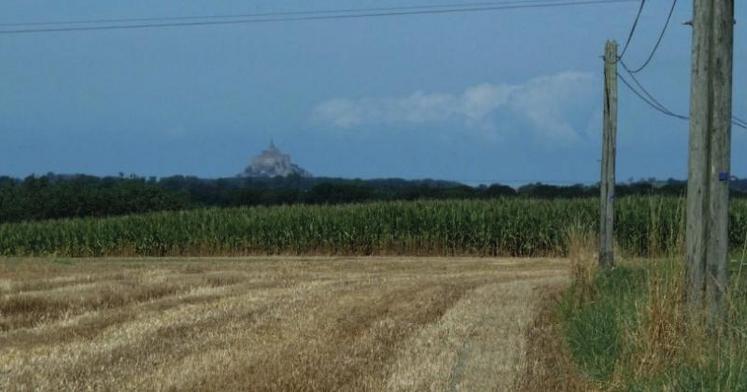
left=559, top=253, right=747, bottom=390
left=1, top=196, right=746, bottom=257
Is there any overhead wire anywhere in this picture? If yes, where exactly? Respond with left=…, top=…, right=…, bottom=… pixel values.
left=617, top=70, right=687, bottom=120
left=733, top=115, right=747, bottom=127
left=612, top=0, right=746, bottom=130
left=620, top=60, right=687, bottom=119
left=625, top=0, right=678, bottom=73
left=0, top=0, right=615, bottom=28
left=734, top=117, right=747, bottom=129
left=617, top=0, right=646, bottom=60
left=617, top=68, right=747, bottom=130
left=0, top=0, right=638, bottom=35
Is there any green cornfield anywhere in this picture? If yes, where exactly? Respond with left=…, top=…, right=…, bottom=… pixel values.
left=1, top=197, right=746, bottom=257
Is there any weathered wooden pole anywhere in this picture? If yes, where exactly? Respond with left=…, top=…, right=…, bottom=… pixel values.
left=686, top=0, right=734, bottom=323
left=600, top=40, right=618, bottom=268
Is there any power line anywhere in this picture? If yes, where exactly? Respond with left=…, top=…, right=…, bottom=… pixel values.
left=620, top=60, right=687, bottom=119
left=613, top=0, right=745, bottom=129
left=617, top=68, right=747, bottom=130
left=625, top=0, right=678, bottom=73
left=734, top=116, right=747, bottom=129
left=733, top=114, right=747, bottom=126
left=0, top=0, right=608, bottom=27
left=617, top=0, right=646, bottom=60
left=0, top=0, right=638, bottom=35
left=617, top=70, right=687, bottom=120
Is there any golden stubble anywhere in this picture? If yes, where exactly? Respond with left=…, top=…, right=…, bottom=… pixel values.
left=0, top=257, right=568, bottom=391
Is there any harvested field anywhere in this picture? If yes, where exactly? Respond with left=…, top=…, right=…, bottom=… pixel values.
left=0, top=257, right=568, bottom=391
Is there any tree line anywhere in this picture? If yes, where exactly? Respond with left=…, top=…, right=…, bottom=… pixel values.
left=1, top=173, right=744, bottom=224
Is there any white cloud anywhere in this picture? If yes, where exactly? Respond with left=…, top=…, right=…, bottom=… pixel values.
left=311, top=71, right=596, bottom=143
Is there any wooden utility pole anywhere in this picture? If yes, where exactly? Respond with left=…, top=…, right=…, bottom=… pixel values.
left=600, top=40, right=618, bottom=268
left=686, top=0, right=734, bottom=323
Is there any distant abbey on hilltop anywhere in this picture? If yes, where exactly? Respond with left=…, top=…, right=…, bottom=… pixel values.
left=240, top=141, right=312, bottom=178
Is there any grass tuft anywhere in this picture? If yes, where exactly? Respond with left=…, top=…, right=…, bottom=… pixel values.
left=539, top=235, right=747, bottom=390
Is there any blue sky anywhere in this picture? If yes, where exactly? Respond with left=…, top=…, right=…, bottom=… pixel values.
left=1, top=1, right=745, bottom=186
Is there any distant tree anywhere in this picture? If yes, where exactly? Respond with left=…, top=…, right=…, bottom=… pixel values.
left=484, top=184, right=517, bottom=198
left=306, top=183, right=374, bottom=204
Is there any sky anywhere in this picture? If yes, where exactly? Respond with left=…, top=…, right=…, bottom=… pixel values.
left=1, top=0, right=746, bottom=186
